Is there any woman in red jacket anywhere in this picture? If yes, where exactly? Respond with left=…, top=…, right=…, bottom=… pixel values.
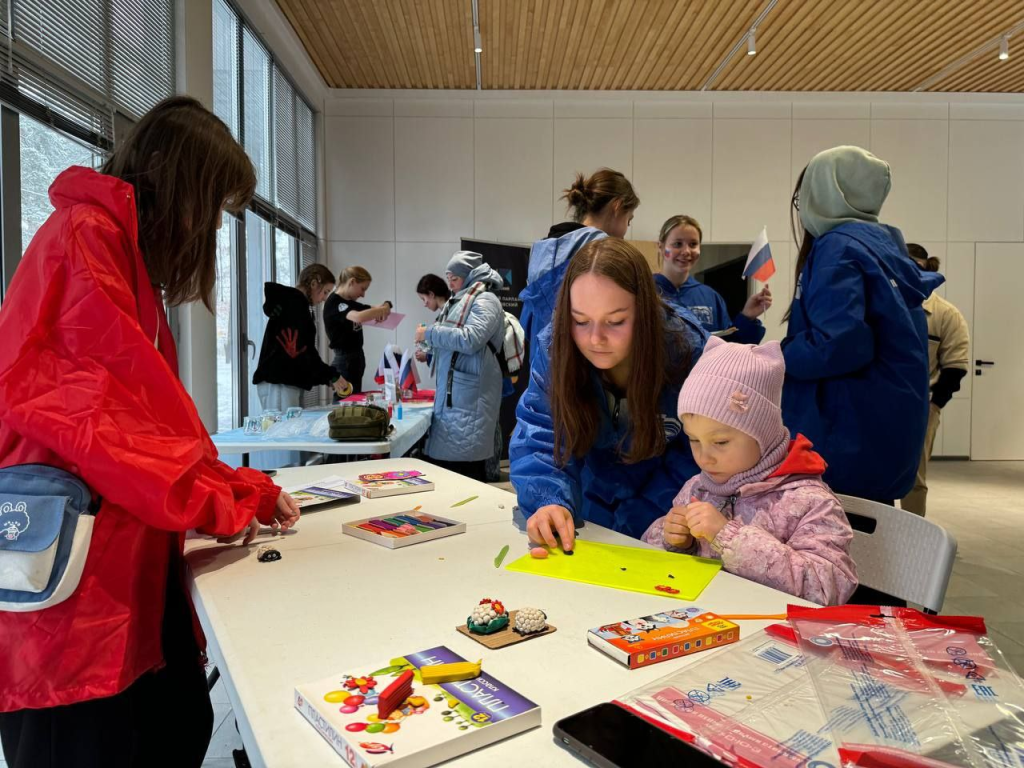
left=0, top=97, right=300, bottom=767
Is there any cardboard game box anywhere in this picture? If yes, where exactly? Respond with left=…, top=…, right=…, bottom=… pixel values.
left=588, top=606, right=739, bottom=669
left=295, top=645, right=540, bottom=767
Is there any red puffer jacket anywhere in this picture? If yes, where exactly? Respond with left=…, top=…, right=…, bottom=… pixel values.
left=0, top=167, right=280, bottom=711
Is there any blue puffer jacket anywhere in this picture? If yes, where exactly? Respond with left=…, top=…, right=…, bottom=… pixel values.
left=782, top=221, right=943, bottom=501
left=520, top=226, right=607, bottom=354
left=654, top=274, right=765, bottom=344
left=510, top=311, right=707, bottom=539
left=425, top=263, right=506, bottom=462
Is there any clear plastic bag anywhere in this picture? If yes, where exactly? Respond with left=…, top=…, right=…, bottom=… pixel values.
left=789, top=605, right=1024, bottom=768
left=615, top=607, right=1024, bottom=768
left=618, top=624, right=844, bottom=768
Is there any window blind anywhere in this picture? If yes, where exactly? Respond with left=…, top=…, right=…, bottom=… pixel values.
left=1, top=0, right=175, bottom=148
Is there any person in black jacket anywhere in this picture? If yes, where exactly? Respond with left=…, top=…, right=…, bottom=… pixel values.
left=323, top=265, right=393, bottom=395
left=253, top=264, right=350, bottom=410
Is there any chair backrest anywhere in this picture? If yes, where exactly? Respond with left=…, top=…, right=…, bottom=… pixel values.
left=838, top=494, right=958, bottom=613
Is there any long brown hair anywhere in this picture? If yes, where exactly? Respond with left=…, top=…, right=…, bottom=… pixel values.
left=100, top=96, right=256, bottom=309
left=785, top=167, right=815, bottom=321
left=550, top=238, right=685, bottom=466
left=560, top=168, right=639, bottom=223
left=298, top=264, right=335, bottom=294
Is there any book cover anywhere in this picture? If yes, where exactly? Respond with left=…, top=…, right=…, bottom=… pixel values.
left=339, top=475, right=434, bottom=499
left=286, top=475, right=361, bottom=510
left=588, top=606, right=739, bottom=669
left=295, top=645, right=540, bottom=767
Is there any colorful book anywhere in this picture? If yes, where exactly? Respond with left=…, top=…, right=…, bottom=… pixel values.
left=295, top=645, right=540, bottom=767
left=588, top=606, right=740, bottom=669
left=338, top=474, right=434, bottom=499
left=285, top=475, right=361, bottom=510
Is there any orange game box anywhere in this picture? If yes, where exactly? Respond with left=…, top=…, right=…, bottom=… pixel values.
left=588, top=606, right=740, bottom=669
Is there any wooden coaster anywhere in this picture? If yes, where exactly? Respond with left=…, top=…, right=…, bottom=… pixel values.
left=456, top=610, right=557, bottom=649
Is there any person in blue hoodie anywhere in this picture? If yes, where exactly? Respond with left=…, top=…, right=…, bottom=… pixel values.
left=654, top=214, right=771, bottom=344
left=510, top=238, right=707, bottom=550
left=520, top=168, right=639, bottom=355
left=782, top=146, right=943, bottom=504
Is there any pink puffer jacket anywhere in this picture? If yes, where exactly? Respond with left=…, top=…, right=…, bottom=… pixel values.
left=642, top=436, right=858, bottom=606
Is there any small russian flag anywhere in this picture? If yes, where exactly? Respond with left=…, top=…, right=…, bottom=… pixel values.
left=399, top=351, right=420, bottom=392
left=743, top=226, right=775, bottom=282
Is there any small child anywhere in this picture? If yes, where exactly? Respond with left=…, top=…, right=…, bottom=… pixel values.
left=642, top=337, right=858, bottom=605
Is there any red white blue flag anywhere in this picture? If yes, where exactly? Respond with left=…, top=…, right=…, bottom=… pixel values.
left=743, top=226, right=775, bottom=282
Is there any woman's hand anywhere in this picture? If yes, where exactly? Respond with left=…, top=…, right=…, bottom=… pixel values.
left=527, top=504, right=575, bottom=552
left=741, top=284, right=773, bottom=319
left=377, top=304, right=392, bottom=322
left=332, top=376, right=352, bottom=396
left=414, top=349, right=428, bottom=362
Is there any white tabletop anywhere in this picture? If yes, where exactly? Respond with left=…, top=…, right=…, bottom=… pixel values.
left=186, top=459, right=811, bottom=768
left=213, top=403, right=432, bottom=457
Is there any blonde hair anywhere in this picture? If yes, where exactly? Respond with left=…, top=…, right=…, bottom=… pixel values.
left=338, top=266, right=372, bottom=285
left=658, top=214, right=703, bottom=245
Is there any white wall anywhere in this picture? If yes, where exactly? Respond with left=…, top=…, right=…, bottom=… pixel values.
left=323, top=90, right=1024, bottom=458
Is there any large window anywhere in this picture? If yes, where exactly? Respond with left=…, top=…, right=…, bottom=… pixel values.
left=215, top=219, right=240, bottom=434
left=20, top=116, right=98, bottom=252
left=0, top=0, right=175, bottom=304
left=212, top=0, right=320, bottom=429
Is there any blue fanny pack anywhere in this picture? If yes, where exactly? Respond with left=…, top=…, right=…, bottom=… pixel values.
left=0, top=464, right=99, bottom=612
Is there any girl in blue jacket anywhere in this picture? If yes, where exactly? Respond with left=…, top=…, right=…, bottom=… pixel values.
left=520, top=168, right=639, bottom=355
left=654, top=214, right=771, bottom=343
left=782, top=146, right=943, bottom=503
left=510, top=238, right=706, bottom=549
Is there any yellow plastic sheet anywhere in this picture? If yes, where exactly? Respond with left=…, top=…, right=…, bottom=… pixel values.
left=505, top=540, right=722, bottom=600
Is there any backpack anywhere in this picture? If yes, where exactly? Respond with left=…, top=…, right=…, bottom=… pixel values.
left=488, top=311, right=526, bottom=379
left=327, top=403, right=391, bottom=441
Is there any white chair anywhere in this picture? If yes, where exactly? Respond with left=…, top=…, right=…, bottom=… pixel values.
left=838, top=494, right=958, bottom=613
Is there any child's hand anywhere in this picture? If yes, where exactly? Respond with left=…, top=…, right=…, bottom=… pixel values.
left=272, top=492, right=301, bottom=531
left=684, top=498, right=729, bottom=542
left=217, top=517, right=260, bottom=546
left=663, top=505, right=693, bottom=549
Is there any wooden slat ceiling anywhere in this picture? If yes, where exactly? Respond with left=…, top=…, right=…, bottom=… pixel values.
left=276, top=0, right=1024, bottom=93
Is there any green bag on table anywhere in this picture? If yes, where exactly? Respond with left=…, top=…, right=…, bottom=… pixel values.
left=327, top=404, right=391, bottom=442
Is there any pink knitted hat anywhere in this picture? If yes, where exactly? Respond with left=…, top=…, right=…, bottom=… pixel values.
left=677, top=337, right=787, bottom=452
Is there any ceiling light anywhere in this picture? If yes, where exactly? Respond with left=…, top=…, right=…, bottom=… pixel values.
left=474, top=27, right=482, bottom=54
left=999, top=36, right=1009, bottom=61
left=747, top=29, right=757, bottom=56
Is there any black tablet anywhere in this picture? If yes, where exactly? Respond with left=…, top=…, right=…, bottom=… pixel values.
left=553, top=702, right=725, bottom=768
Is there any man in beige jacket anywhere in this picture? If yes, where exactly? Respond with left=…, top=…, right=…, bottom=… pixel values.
left=901, top=244, right=970, bottom=516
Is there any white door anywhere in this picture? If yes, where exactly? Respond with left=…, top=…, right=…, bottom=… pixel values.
left=971, top=243, right=1024, bottom=460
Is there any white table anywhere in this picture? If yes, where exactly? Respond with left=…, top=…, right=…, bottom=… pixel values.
left=212, top=403, right=433, bottom=464
left=186, top=459, right=811, bottom=767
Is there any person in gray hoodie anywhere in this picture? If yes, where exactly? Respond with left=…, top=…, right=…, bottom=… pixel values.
left=416, top=251, right=506, bottom=481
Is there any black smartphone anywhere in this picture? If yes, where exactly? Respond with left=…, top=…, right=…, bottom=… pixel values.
left=553, top=703, right=724, bottom=768
left=260, top=469, right=277, bottom=478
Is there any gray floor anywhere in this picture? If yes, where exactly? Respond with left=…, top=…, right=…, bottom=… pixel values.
left=0, top=460, right=1019, bottom=767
